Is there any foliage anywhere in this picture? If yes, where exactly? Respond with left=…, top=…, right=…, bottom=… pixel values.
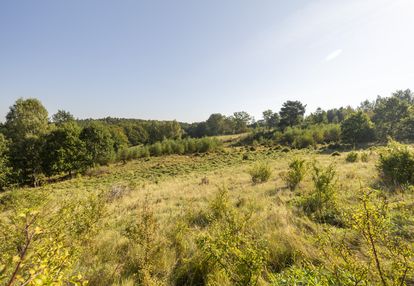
left=121, top=201, right=167, bottom=285
left=52, top=110, right=75, bottom=125
left=341, top=111, right=375, bottom=144
left=281, top=157, right=307, bottom=190
left=248, top=162, right=272, bottom=184
left=196, top=189, right=268, bottom=286
left=232, top=111, right=252, bottom=133
left=80, top=122, right=115, bottom=166
left=377, top=140, right=414, bottom=186
left=279, top=100, right=306, bottom=130
left=262, top=110, right=280, bottom=129
left=0, top=193, right=105, bottom=286
left=270, top=264, right=339, bottom=285
left=109, top=126, right=129, bottom=153
left=348, top=189, right=413, bottom=285
left=41, top=122, right=88, bottom=176
left=4, top=98, right=49, bottom=142
left=122, top=137, right=222, bottom=162
left=299, top=163, right=340, bottom=225
left=4, top=98, right=49, bottom=185
left=372, top=89, right=413, bottom=140
left=0, top=134, right=11, bottom=191
left=345, top=151, right=359, bottom=163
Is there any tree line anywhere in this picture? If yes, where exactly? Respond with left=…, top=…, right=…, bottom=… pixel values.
left=0, top=99, right=222, bottom=189
left=1, top=89, right=413, bottom=189
left=244, top=89, right=414, bottom=148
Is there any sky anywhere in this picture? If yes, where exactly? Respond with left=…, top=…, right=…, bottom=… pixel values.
left=1, top=0, right=414, bottom=123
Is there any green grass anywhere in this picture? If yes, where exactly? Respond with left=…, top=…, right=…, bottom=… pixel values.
left=1, top=146, right=414, bottom=285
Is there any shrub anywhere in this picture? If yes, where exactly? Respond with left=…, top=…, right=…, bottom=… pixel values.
left=378, top=140, right=414, bottom=186
left=310, top=128, right=324, bottom=144
left=294, top=133, right=314, bottom=149
left=149, top=142, right=163, bottom=156
left=118, top=147, right=130, bottom=164
left=197, top=189, right=268, bottom=285
left=360, top=152, right=369, bottom=162
left=345, top=151, right=359, bottom=163
left=299, top=163, right=341, bottom=225
left=248, top=162, right=272, bottom=184
left=340, top=112, right=375, bottom=145
left=323, top=124, right=341, bottom=143
left=281, top=158, right=307, bottom=190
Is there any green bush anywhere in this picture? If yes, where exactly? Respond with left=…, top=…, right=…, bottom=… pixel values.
left=281, top=158, right=307, bottom=190
left=378, top=140, right=414, bottom=186
left=323, top=124, right=341, bottom=143
left=197, top=189, right=268, bottom=285
left=249, top=162, right=272, bottom=184
left=294, top=133, right=314, bottom=149
left=360, top=152, right=369, bottom=162
left=345, top=151, right=359, bottom=162
left=299, top=163, right=341, bottom=225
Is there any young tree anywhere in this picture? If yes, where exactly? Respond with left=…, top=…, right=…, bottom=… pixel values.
left=340, top=112, right=375, bottom=145
left=80, top=122, right=115, bottom=166
left=4, top=98, right=49, bottom=185
left=279, top=100, right=306, bottom=130
left=41, top=122, right=88, bottom=177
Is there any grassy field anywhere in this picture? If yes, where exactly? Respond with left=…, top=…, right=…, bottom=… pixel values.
left=1, top=145, right=414, bottom=285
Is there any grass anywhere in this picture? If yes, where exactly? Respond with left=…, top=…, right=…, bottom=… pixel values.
left=1, top=146, right=414, bottom=285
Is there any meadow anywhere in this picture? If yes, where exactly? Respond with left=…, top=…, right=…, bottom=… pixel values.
left=1, top=140, right=413, bottom=286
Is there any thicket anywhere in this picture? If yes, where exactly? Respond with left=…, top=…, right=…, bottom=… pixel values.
left=118, top=137, right=222, bottom=162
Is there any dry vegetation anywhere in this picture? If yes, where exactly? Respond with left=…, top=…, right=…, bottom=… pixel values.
left=1, top=145, right=414, bottom=285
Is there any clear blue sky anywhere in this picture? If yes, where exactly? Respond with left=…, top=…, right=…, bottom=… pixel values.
left=1, top=0, right=414, bottom=123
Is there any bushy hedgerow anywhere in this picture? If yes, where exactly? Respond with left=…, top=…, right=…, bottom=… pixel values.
left=117, top=137, right=222, bottom=162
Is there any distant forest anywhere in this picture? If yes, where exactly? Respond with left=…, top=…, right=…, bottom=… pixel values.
left=1, top=89, right=413, bottom=189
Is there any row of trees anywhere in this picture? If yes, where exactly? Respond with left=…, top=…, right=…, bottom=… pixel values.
left=79, top=117, right=183, bottom=146
left=248, top=89, right=414, bottom=147
left=1, top=89, right=413, bottom=188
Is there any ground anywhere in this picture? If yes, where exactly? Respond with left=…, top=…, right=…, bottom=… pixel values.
left=1, top=145, right=413, bottom=285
